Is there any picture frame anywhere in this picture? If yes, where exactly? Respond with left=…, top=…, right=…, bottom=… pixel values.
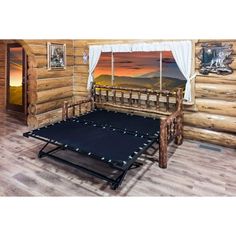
left=197, top=43, right=233, bottom=75
left=47, top=42, right=66, bottom=70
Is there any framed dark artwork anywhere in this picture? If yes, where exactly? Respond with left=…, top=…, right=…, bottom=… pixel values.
left=198, top=43, right=233, bottom=75
left=47, top=43, right=66, bottom=70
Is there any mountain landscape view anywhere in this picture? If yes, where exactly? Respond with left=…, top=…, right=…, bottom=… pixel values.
left=94, top=51, right=186, bottom=91
left=95, top=73, right=185, bottom=91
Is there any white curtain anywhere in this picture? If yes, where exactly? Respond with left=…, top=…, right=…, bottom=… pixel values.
left=87, top=41, right=194, bottom=102
left=167, top=41, right=194, bottom=102
left=87, top=45, right=102, bottom=90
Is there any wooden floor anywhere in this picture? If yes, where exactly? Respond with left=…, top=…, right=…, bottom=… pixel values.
left=0, top=111, right=236, bottom=196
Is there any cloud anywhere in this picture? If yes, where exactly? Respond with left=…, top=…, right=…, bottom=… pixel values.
left=116, top=60, right=133, bottom=64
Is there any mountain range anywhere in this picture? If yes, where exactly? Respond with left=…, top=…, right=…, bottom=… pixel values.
left=95, top=71, right=186, bottom=91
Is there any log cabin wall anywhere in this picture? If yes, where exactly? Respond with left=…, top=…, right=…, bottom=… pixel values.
left=184, top=40, right=236, bottom=148
left=25, top=40, right=74, bottom=128
left=0, top=41, right=6, bottom=110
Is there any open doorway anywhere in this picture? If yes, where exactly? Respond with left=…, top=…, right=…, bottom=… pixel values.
left=6, top=43, right=28, bottom=115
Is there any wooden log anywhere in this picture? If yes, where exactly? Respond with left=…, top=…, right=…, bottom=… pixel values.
left=97, top=103, right=172, bottom=116
left=175, top=115, right=183, bottom=145
left=27, top=109, right=63, bottom=128
left=74, top=48, right=88, bottom=55
left=74, top=56, right=86, bottom=65
left=28, top=86, right=73, bottom=104
left=28, top=97, right=73, bottom=115
left=159, top=119, right=168, bottom=168
left=28, top=67, right=73, bottom=80
left=24, top=40, right=73, bottom=47
left=73, top=74, right=88, bottom=83
left=184, top=126, right=236, bottom=148
left=28, top=55, right=74, bottom=68
left=73, top=91, right=90, bottom=99
left=184, top=112, right=236, bottom=133
left=25, top=44, right=74, bottom=56
left=196, top=98, right=236, bottom=117
left=28, top=77, right=72, bottom=91
left=195, top=83, right=236, bottom=100
left=196, top=74, right=236, bottom=85
left=74, top=65, right=89, bottom=74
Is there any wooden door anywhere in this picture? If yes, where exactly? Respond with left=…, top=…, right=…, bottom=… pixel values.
left=6, top=43, right=27, bottom=113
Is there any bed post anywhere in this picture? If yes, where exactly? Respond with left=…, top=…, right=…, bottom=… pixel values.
left=159, top=119, right=168, bottom=168
left=62, top=101, right=69, bottom=120
left=174, top=88, right=183, bottom=145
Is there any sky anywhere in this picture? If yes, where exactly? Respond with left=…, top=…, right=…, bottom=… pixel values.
left=9, top=47, right=23, bottom=87
left=94, top=51, right=177, bottom=78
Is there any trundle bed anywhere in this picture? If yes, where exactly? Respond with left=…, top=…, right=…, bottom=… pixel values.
left=24, top=85, right=183, bottom=189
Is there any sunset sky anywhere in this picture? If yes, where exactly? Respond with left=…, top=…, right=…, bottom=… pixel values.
left=9, top=47, right=23, bottom=87
left=94, top=51, right=175, bottom=78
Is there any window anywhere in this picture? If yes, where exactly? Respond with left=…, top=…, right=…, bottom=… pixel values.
left=94, top=51, right=186, bottom=92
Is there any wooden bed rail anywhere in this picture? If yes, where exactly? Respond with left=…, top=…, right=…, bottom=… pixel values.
left=159, top=88, right=183, bottom=168
left=62, top=98, right=94, bottom=120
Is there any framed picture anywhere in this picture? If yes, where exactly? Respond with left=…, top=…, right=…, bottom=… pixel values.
left=198, top=43, right=233, bottom=75
left=47, top=42, right=66, bottom=70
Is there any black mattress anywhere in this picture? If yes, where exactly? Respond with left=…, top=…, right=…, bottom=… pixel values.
left=24, top=109, right=160, bottom=170
left=73, top=109, right=160, bottom=137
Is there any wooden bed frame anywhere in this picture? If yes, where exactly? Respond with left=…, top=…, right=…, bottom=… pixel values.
left=62, top=84, right=183, bottom=168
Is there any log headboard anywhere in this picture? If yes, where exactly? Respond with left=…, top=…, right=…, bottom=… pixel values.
left=92, top=84, right=182, bottom=117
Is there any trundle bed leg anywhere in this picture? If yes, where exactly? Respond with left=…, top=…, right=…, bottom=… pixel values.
left=38, top=142, right=50, bottom=158
left=111, top=170, right=128, bottom=190
left=159, top=120, right=168, bottom=169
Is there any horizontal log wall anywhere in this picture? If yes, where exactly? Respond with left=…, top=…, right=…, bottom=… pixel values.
left=26, top=40, right=74, bottom=128
left=188, top=40, right=236, bottom=147
left=0, top=42, right=5, bottom=110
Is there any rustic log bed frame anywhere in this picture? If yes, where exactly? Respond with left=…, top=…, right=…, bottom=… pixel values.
left=24, top=84, right=183, bottom=190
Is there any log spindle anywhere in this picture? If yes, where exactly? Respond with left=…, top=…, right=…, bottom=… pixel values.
left=166, top=93, right=170, bottom=112
left=113, top=90, right=117, bottom=104
left=78, top=104, right=81, bottom=116
left=129, top=91, right=132, bottom=106
left=106, top=90, right=109, bottom=102
left=121, top=91, right=124, bottom=104
left=138, top=92, right=141, bottom=107
left=156, top=93, right=160, bottom=109
left=146, top=92, right=150, bottom=108
left=62, top=101, right=69, bottom=121
left=91, top=99, right=94, bottom=111
left=99, top=89, right=102, bottom=103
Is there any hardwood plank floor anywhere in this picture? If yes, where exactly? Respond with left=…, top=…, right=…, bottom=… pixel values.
left=0, top=111, right=236, bottom=196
